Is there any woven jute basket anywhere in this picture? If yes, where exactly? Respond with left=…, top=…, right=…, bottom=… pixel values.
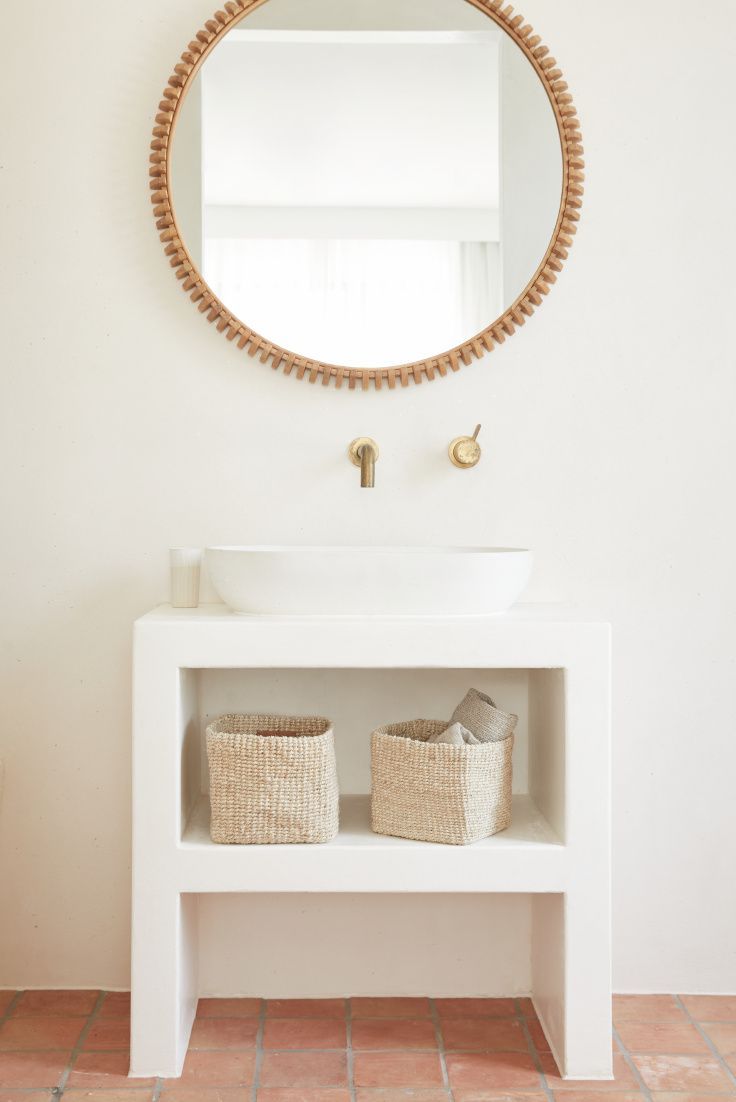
left=207, top=714, right=338, bottom=844
left=371, top=719, right=513, bottom=846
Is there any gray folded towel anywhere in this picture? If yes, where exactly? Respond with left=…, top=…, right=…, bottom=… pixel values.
left=426, top=721, right=480, bottom=747
left=451, top=688, right=517, bottom=743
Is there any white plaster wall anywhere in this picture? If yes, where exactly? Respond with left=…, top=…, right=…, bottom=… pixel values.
left=1, top=0, right=735, bottom=994
left=197, top=894, right=532, bottom=998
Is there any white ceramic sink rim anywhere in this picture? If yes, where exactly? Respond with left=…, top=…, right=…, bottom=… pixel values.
left=205, top=545, right=533, bottom=617
left=207, top=545, right=528, bottom=554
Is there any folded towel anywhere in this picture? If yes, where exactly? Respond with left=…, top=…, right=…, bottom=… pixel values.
left=451, top=688, right=517, bottom=744
left=426, top=721, right=480, bottom=747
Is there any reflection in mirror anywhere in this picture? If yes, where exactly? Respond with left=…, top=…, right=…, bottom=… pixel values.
left=171, top=0, right=562, bottom=369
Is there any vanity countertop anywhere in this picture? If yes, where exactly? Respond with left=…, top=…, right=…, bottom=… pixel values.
left=136, top=602, right=611, bottom=625
left=134, top=603, right=610, bottom=674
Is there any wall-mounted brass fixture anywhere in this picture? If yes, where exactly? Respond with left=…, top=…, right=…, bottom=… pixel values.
left=449, top=425, right=482, bottom=469
left=349, top=438, right=379, bottom=488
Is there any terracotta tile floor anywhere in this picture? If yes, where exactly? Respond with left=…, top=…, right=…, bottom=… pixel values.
left=0, top=992, right=735, bottom=1099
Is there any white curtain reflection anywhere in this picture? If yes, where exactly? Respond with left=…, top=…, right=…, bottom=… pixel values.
left=204, top=238, right=501, bottom=367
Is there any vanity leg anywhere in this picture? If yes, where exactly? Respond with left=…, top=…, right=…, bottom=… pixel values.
left=531, top=890, right=612, bottom=1079
left=130, top=890, right=198, bottom=1078
left=536, top=638, right=611, bottom=1080
left=561, top=884, right=613, bottom=1079
left=132, top=632, right=199, bottom=1077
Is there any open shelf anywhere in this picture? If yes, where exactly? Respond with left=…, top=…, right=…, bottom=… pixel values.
left=176, top=659, right=568, bottom=894
left=179, top=794, right=565, bottom=894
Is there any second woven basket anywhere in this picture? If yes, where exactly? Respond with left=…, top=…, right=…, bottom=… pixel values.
left=371, top=719, right=513, bottom=845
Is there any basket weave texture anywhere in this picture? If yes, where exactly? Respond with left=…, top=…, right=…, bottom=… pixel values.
left=371, top=719, right=513, bottom=846
left=207, top=714, right=338, bottom=844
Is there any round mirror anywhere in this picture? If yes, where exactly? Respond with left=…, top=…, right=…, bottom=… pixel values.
left=153, top=0, right=583, bottom=388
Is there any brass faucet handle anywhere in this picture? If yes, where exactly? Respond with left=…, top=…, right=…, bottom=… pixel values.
left=348, top=437, right=379, bottom=466
left=449, top=424, right=482, bottom=469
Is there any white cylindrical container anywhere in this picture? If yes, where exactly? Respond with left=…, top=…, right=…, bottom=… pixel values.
left=170, top=548, right=202, bottom=608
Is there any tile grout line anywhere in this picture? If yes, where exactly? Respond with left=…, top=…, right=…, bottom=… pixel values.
left=0, top=1040, right=569, bottom=1053
left=0, top=990, right=23, bottom=1025
left=428, top=998, right=453, bottom=1100
left=346, top=997, right=356, bottom=1102
left=675, top=994, right=736, bottom=1091
left=251, top=997, right=267, bottom=1102
left=183, top=1043, right=547, bottom=1053
left=53, top=988, right=106, bottom=1099
left=612, top=1024, right=654, bottom=1102
left=514, top=997, right=553, bottom=1101
left=176, top=1036, right=736, bottom=1057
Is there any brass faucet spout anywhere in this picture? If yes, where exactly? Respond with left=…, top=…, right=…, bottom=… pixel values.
left=348, top=437, right=379, bottom=488
left=359, top=443, right=376, bottom=488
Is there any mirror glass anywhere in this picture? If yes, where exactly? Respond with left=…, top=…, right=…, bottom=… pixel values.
left=171, top=0, right=563, bottom=369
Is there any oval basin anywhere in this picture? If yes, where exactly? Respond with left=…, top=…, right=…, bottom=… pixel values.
left=205, top=546, right=532, bottom=616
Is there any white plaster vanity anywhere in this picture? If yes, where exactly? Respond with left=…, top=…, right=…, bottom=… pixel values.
left=131, top=604, right=611, bottom=1081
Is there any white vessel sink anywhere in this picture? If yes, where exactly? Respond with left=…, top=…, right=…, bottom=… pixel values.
left=205, top=546, right=532, bottom=616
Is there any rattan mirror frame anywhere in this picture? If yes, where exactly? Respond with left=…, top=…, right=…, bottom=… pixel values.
left=151, top=0, right=584, bottom=391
